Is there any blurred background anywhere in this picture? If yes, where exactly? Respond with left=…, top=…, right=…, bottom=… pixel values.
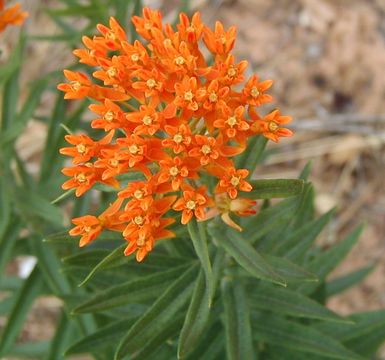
left=1, top=0, right=385, bottom=357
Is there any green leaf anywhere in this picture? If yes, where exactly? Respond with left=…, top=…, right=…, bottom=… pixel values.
left=78, top=243, right=127, bottom=286
left=43, top=230, right=74, bottom=244
left=30, top=236, right=71, bottom=295
left=0, top=220, right=21, bottom=275
left=297, top=225, right=364, bottom=295
left=9, top=341, right=50, bottom=359
left=222, top=278, right=254, bottom=360
left=241, top=179, right=304, bottom=199
left=178, top=251, right=223, bottom=359
left=65, top=316, right=138, bottom=355
left=0, top=79, right=47, bottom=146
left=0, top=176, right=11, bottom=240
left=317, top=310, right=385, bottom=356
left=283, top=209, right=335, bottom=261
left=0, top=267, right=44, bottom=356
left=299, top=161, right=313, bottom=181
left=14, top=188, right=63, bottom=226
left=264, top=255, right=318, bottom=283
left=235, top=135, right=267, bottom=170
left=46, top=312, right=72, bottom=360
left=252, top=314, right=363, bottom=360
left=73, top=265, right=191, bottom=314
left=185, top=321, right=224, bottom=360
left=114, top=265, right=197, bottom=359
left=130, top=314, right=185, bottom=360
left=326, top=264, right=374, bottom=298
left=249, top=283, right=346, bottom=323
left=62, top=249, right=111, bottom=268
left=187, top=219, right=214, bottom=305
left=293, top=182, right=315, bottom=227
left=209, top=225, right=285, bottom=286
left=241, top=196, right=300, bottom=244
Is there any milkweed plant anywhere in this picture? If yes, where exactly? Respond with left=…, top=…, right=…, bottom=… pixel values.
left=0, top=3, right=384, bottom=360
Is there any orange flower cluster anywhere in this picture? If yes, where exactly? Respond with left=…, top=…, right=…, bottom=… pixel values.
left=0, top=0, right=28, bottom=33
left=58, top=8, right=293, bottom=261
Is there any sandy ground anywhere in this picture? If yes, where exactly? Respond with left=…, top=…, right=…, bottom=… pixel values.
left=1, top=0, right=385, bottom=357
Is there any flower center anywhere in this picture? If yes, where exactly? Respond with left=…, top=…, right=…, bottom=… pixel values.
left=70, top=81, right=81, bottom=91
left=227, top=67, right=237, bottom=77
left=250, top=87, right=260, bottom=98
left=175, top=56, right=185, bottom=65
left=106, top=31, right=116, bottom=41
left=134, top=190, right=143, bottom=199
left=144, top=21, right=152, bottom=30
left=136, top=234, right=146, bottom=246
left=187, top=25, right=195, bottom=33
left=129, top=144, right=139, bottom=154
left=186, top=200, right=196, bottom=210
left=104, top=110, right=114, bottom=121
left=230, top=176, right=240, bottom=186
left=173, top=134, right=183, bottom=143
left=84, top=226, right=91, bottom=233
left=109, top=159, right=119, bottom=167
left=209, top=92, right=218, bottom=102
left=76, top=143, right=87, bottom=154
left=131, top=53, right=139, bottom=62
left=76, top=173, right=87, bottom=183
left=142, top=115, right=152, bottom=125
left=226, top=116, right=237, bottom=127
left=268, top=121, right=279, bottom=132
left=169, top=166, right=179, bottom=176
left=107, top=67, right=117, bottom=78
left=184, top=90, right=194, bottom=101
left=220, top=36, right=226, bottom=44
left=146, top=78, right=157, bottom=88
left=201, top=144, right=211, bottom=155
left=134, top=216, right=144, bottom=225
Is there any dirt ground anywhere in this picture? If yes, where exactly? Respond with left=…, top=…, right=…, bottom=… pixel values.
left=1, top=0, right=385, bottom=357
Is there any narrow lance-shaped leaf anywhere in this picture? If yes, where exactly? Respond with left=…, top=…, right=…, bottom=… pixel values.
left=272, top=208, right=335, bottom=258
left=209, top=225, right=285, bottom=286
left=178, top=250, right=224, bottom=358
left=249, top=283, right=348, bottom=323
left=78, top=243, right=127, bottom=286
left=187, top=218, right=214, bottom=305
left=241, top=196, right=300, bottom=244
left=73, top=264, right=191, bottom=314
left=114, top=265, right=197, bottom=360
left=263, top=255, right=318, bottom=283
left=65, top=316, right=138, bottom=355
left=325, top=264, right=375, bottom=298
left=235, top=135, right=267, bottom=170
left=46, top=312, right=72, bottom=360
left=240, top=179, right=304, bottom=199
left=297, top=225, right=364, bottom=295
left=252, top=314, right=363, bottom=360
left=316, top=309, right=385, bottom=357
left=0, top=266, right=44, bottom=357
left=222, top=278, right=254, bottom=360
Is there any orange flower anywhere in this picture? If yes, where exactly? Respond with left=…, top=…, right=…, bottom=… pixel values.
left=162, top=124, right=192, bottom=154
left=173, top=186, right=211, bottom=224
left=0, top=1, right=28, bottom=32
left=214, top=104, right=249, bottom=142
left=60, top=130, right=114, bottom=164
left=204, top=194, right=256, bottom=232
left=250, top=108, right=293, bottom=142
left=189, top=135, right=219, bottom=166
left=243, top=75, right=273, bottom=107
left=70, top=199, right=124, bottom=246
left=216, top=168, right=252, bottom=199
left=59, top=8, right=293, bottom=261
left=203, top=21, right=236, bottom=56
